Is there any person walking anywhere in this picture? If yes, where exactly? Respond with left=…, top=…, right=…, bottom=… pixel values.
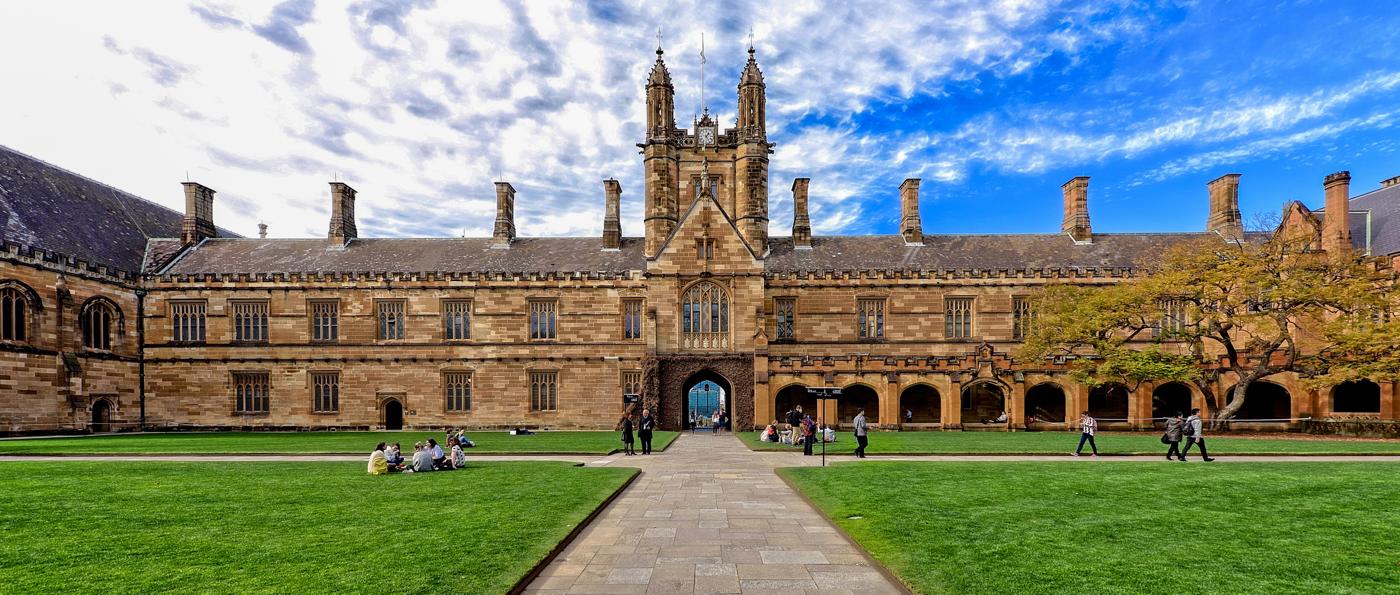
left=801, top=414, right=816, bottom=456
left=620, top=412, right=636, bottom=456
left=1180, top=408, right=1215, bottom=461
left=1163, top=412, right=1185, bottom=460
left=853, top=408, right=869, bottom=458
left=1073, top=411, right=1098, bottom=457
left=638, top=408, right=655, bottom=455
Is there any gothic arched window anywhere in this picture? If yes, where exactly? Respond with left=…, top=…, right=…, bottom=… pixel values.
left=681, top=282, right=729, bottom=350
left=82, top=299, right=119, bottom=351
left=0, top=285, right=32, bottom=343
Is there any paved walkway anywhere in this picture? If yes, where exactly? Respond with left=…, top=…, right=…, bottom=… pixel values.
left=525, top=433, right=905, bottom=595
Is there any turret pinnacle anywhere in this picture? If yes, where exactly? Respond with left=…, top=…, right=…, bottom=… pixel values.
left=648, top=47, right=672, bottom=87
left=739, top=45, right=764, bottom=86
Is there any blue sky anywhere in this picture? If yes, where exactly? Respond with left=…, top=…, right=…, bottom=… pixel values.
left=1, top=0, right=1397, bottom=239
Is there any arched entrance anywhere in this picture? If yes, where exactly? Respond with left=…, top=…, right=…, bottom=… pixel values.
left=774, top=384, right=813, bottom=425
left=900, top=384, right=941, bottom=424
left=839, top=384, right=879, bottom=427
left=1228, top=381, right=1292, bottom=422
left=1025, top=383, right=1067, bottom=424
left=1088, top=384, right=1130, bottom=422
left=1332, top=380, right=1381, bottom=414
left=90, top=399, right=112, bottom=433
left=682, top=370, right=732, bottom=431
left=1152, top=382, right=1193, bottom=423
left=961, top=382, right=1006, bottom=425
left=383, top=398, right=404, bottom=430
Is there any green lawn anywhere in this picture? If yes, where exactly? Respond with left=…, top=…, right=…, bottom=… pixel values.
left=782, top=462, right=1400, bottom=594
left=0, top=461, right=633, bottom=593
left=0, top=430, right=678, bottom=455
left=740, top=430, right=1400, bottom=455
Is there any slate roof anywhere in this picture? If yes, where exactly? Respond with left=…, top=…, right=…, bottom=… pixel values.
left=161, top=237, right=647, bottom=275
left=0, top=145, right=238, bottom=274
left=764, top=233, right=1228, bottom=272
left=1346, top=181, right=1400, bottom=256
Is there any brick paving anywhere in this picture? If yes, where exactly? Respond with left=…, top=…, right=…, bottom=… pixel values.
left=525, top=433, right=905, bottom=594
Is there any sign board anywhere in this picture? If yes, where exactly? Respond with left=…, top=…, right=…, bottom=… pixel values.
left=622, top=393, right=641, bottom=404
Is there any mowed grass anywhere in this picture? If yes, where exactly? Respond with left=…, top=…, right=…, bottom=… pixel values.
left=739, top=430, right=1400, bottom=455
left=0, top=430, right=678, bottom=455
left=781, top=462, right=1400, bottom=594
left=0, top=461, right=634, bottom=593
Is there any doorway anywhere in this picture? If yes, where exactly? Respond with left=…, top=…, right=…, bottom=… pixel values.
left=384, top=398, right=404, bottom=430
left=90, top=399, right=112, bottom=433
left=682, top=370, right=732, bottom=432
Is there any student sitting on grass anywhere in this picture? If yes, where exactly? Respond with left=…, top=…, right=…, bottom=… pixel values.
left=410, top=442, right=434, bottom=472
left=368, top=442, right=388, bottom=476
left=450, top=437, right=466, bottom=468
left=455, top=428, right=475, bottom=447
left=982, top=411, right=1009, bottom=424
left=384, top=442, right=406, bottom=472
left=822, top=425, right=837, bottom=443
left=428, top=438, right=447, bottom=469
left=760, top=421, right=780, bottom=442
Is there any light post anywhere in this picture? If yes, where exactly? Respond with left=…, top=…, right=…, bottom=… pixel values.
left=807, top=387, right=842, bottom=467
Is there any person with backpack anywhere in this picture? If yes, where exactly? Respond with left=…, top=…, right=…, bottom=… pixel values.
left=1162, top=412, right=1186, bottom=460
left=801, top=414, right=816, bottom=456
left=1073, top=411, right=1098, bottom=457
left=1180, top=408, right=1215, bottom=461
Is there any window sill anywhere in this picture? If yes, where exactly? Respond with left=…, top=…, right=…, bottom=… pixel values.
left=235, top=412, right=270, bottom=416
left=311, top=411, right=340, bottom=415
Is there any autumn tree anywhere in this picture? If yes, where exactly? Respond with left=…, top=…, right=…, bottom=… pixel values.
left=1020, top=235, right=1398, bottom=427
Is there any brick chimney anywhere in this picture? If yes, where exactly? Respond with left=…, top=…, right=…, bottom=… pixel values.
left=327, top=182, right=357, bottom=243
left=492, top=182, right=516, bottom=248
left=180, top=182, right=217, bottom=245
left=1322, top=171, right=1351, bottom=255
left=1381, top=175, right=1400, bottom=188
left=792, top=178, right=812, bottom=249
left=899, top=178, right=923, bottom=245
left=1061, top=176, right=1092, bottom=243
left=1206, top=173, right=1244, bottom=241
left=602, top=179, right=622, bottom=250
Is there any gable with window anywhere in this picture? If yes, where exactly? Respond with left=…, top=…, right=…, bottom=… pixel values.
left=81, top=298, right=120, bottom=350
left=681, top=282, right=729, bottom=350
left=231, top=300, right=269, bottom=343
left=696, top=238, right=716, bottom=260
left=857, top=298, right=885, bottom=340
left=443, top=300, right=472, bottom=340
left=945, top=297, right=974, bottom=339
left=775, top=297, right=795, bottom=341
left=170, top=301, right=207, bottom=343
left=529, top=300, right=557, bottom=340
left=310, top=300, right=339, bottom=342
left=377, top=300, right=405, bottom=340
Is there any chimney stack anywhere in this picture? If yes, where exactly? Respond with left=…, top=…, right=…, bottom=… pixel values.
left=180, top=182, right=217, bottom=245
left=602, top=179, right=622, bottom=250
left=327, top=182, right=358, bottom=243
left=1322, top=171, right=1352, bottom=255
left=791, top=178, right=812, bottom=249
left=258, top=223, right=268, bottom=239
left=1061, top=176, right=1092, bottom=243
left=492, top=182, right=516, bottom=248
left=1206, top=173, right=1244, bottom=241
left=899, top=178, right=923, bottom=245
left=1381, top=175, right=1400, bottom=189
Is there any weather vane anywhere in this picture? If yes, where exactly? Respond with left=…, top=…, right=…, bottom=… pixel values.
left=655, top=26, right=662, bottom=50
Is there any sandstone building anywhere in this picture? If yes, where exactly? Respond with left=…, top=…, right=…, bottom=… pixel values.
left=2, top=46, right=1398, bottom=434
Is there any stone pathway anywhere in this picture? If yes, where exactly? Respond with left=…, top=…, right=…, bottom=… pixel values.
left=525, top=433, right=906, bottom=594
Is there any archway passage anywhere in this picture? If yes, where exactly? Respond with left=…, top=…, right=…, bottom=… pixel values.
left=1088, top=384, right=1130, bottom=421
left=1025, top=384, right=1067, bottom=423
left=839, top=384, right=879, bottom=426
left=1332, top=380, right=1381, bottom=414
left=1229, top=381, right=1292, bottom=421
left=1152, top=383, right=1194, bottom=420
left=900, top=384, right=941, bottom=424
left=961, top=382, right=1005, bottom=425
left=682, top=370, right=732, bottom=431
left=384, top=399, right=404, bottom=430
left=90, top=399, right=112, bottom=433
left=774, top=384, right=814, bottom=425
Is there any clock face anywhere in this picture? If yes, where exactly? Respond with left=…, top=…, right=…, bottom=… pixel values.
left=698, top=127, right=716, bottom=146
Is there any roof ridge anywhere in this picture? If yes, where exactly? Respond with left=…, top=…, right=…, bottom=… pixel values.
left=0, top=144, right=189, bottom=234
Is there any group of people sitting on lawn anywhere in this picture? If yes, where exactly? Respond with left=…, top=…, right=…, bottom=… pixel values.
left=757, top=405, right=841, bottom=455
left=367, top=429, right=475, bottom=475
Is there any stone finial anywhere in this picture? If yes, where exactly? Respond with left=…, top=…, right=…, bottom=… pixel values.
left=328, top=182, right=357, bottom=243
left=492, top=182, right=516, bottom=248
left=1206, top=173, right=1244, bottom=241
left=1061, top=176, right=1092, bottom=243
left=602, top=179, right=622, bottom=250
left=1322, top=170, right=1352, bottom=255
left=792, top=178, right=812, bottom=249
left=899, top=178, right=923, bottom=245
left=181, top=182, right=217, bottom=245
left=258, top=222, right=268, bottom=239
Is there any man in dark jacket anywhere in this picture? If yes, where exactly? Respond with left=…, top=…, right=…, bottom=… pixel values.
left=1180, top=408, right=1215, bottom=462
left=1163, top=412, right=1185, bottom=460
left=853, top=408, right=869, bottom=458
left=638, top=408, right=655, bottom=455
